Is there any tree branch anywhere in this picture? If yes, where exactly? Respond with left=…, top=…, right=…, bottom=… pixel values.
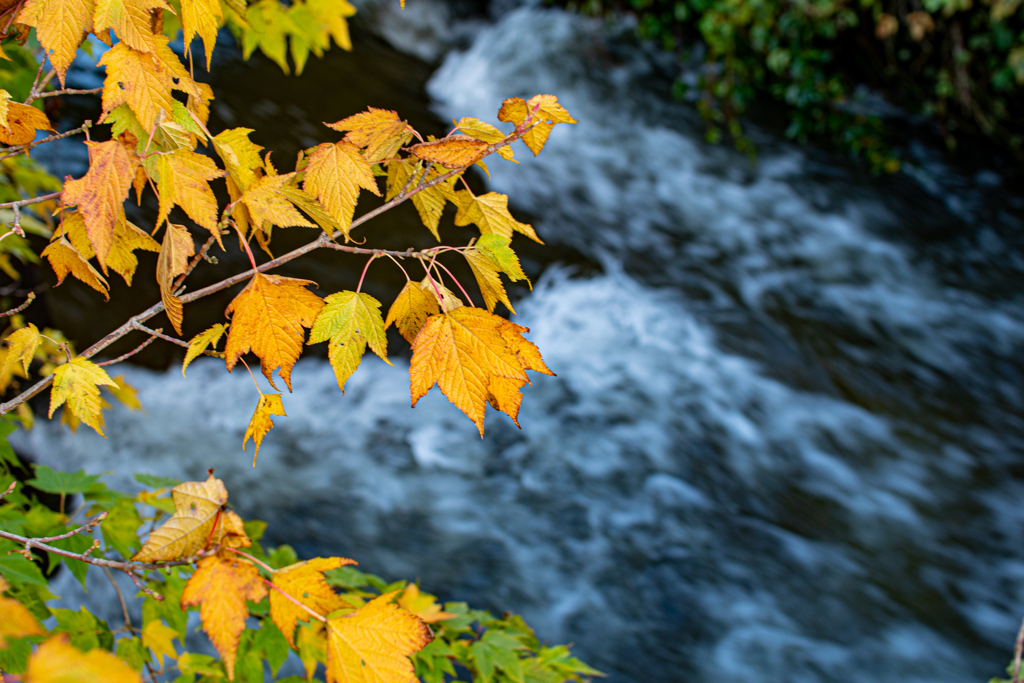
left=1012, top=613, right=1024, bottom=683
left=0, top=292, right=35, bottom=318
left=0, top=129, right=530, bottom=416
left=0, top=191, right=62, bottom=211
left=96, top=330, right=161, bottom=366
left=0, top=121, right=93, bottom=162
left=33, top=87, right=103, bottom=101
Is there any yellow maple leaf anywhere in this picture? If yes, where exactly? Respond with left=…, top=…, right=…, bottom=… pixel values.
left=303, top=141, right=380, bottom=236
left=106, top=216, right=161, bottom=286
left=99, top=43, right=177, bottom=133
left=224, top=273, right=324, bottom=391
left=384, top=280, right=439, bottom=344
left=298, top=621, right=328, bottom=679
left=0, top=102, right=55, bottom=146
left=0, top=90, right=9, bottom=131
left=48, top=356, right=117, bottom=436
left=60, top=139, right=139, bottom=267
left=485, top=375, right=526, bottom=428
left=453, top=191, right=542, bottom=243
left=183, top=323, right=228, bottom=376
left=325, top=591, right=432, bottom=683
left=153, top=149, right=226, bottom=238
left=308, top=0, right=355, bottom=50
left=271, top=557, right=357, bottom=648
left=325, top=108, right=412, bottom=163
left=453, top=117, right=515, bottom=162
left=141, top=619, right=179, bottom=667
left=42, top=239, right=109, bottom=299
left=214, top=127, right=264, bottom=191
left=133, top=473, right=236, bottom=562
left=2, top=323, right=41, bottom=379
left=409, top=135, right=488, bottom=169
left=25, top=635, right=141, bottom=683
left=106, top=374, right=142, bottom=411
left=279, top=184, right=345, bottom=237
left=463, top=248, right=515, bottom=314
left=309, top=291, right=390, bottom=393
left=188, top=82, right=215, bottom=128
left=17, top=0, right=95, bottom=86
left=0, top=577, right=46, bottom=647
left=498, top=94, right=576, bottom=156
left=181, top=0, right=223, bottom=69
left=243, top=393, right=285, bottom=465
left=385, top=162, right=456, bottom=241
left=498, top=319, right=553, bottom=376
left=93, top=0, right=169, bottom=52
left=410, top=307, right=530, bottom=435
left=181, top=552, right=268, bottom=681
left=241, top=173, right=317, bottom=229
left=397, top=583, right=455, bottom=624
left=156, top=223, right=195, bottom=335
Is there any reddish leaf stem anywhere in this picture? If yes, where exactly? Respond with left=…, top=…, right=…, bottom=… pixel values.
left=260, top=576, right=328, bottom=623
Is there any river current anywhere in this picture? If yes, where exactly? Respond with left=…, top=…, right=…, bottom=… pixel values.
left=13, top=2, right=1024, bottom=682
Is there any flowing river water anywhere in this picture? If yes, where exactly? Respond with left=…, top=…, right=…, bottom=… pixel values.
left=12, top=2, right=1024, bottom=682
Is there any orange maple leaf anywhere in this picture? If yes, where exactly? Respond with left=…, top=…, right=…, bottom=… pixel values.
left=156, top=223, right=195, bottom=335
left=271, top=557, right=357, bottom=648
left=42, top=238, right=109, bottom=299
left=224, top=273, right=324, bottom=391
left=181, top=552, right=268, bottom=681
left=410, top=307, right=530, bottom=435
left=325, top=107, right=412, bottom=163
left=0, top=102, right=55, bottom=146
left=408, top=135, right=488, bottom=169
left=60, top=139, right=140, bottom=267
left=325, top=591, right=432, bottom=683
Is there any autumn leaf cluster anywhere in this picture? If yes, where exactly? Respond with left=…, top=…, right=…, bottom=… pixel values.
left=0, top=456, right=601, bottom=683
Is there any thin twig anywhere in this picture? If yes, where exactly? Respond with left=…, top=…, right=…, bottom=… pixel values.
left=103, top=566, right=134, bottom=632
left=226, top=547, right=275, bottom=574
left=0, top=192, right=62, bottom=211
left=131, top=322, right=189, bottom=348
left=172, top=232, right=221, bottom=293
left=33, top=87, right=103, bottom=101
left=0, top=121, right=93, bottom=161
left=96, top=332, right=160, bottom=366
left=0, top=292, right=35, bottom=318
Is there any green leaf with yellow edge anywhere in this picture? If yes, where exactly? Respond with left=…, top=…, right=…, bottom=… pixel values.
left=384, top=279, right=440, bottom=344
left=453, top=191, right=542, bottom=244
left=244, top=393, right=285, bottom=465
left=463, top=248, right=515, bottom=314
left=183, top=323, right=228, bottom=377
left=2, top=323, right=40, bottom=378
left=325, top=590, right=432, bottom=683
left=474, top=234, right=527, bottom=283
left=48, top=357, right=117, bottom=436
left=309, top=291, right=390, bottom=393
left=242, top=0, right=291, bottom=73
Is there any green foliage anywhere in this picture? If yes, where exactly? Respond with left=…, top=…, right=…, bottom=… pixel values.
left=0, top=443, right=600, bottom=683
left=565, top=0, right=1024, bottom=168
